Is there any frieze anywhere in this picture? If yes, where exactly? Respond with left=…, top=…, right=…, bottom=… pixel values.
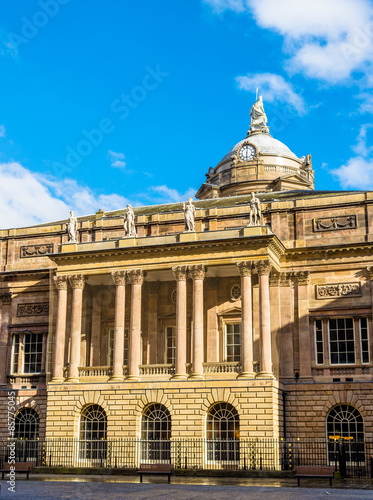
left=316, top=283, right=361, bottom=299
left=313, top=215, right=357, bottom=232
left=17, top=303, right=49, bottom=317
left=20, top=244, right=54, bottom=258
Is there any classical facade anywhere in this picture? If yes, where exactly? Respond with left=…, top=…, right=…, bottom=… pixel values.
left=0, top=98, right=372, bottom=463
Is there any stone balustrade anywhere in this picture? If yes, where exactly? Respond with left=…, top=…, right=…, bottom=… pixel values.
left=78, top=366, right=113, bottom=377
left=139, top=364, right=175, bottom=376
left=203, top=362, right=242, bottom=374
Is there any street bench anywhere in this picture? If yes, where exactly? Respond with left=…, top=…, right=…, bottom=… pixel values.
left=1, top=462, right=33, bottom=480
left=138, top=463, right=173, bottom=483
left=294, top=465, right=334, bottom=486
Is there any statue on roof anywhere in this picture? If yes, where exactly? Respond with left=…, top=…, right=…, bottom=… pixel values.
left=249, top=192, right=261, bottom=226
left=183, top=198, right=196, bottom=232
left=248, top=95, right=270, bottom=136
left=124, top=204, right=137, bottom=237
left=67, top=211, right=78, bottom=243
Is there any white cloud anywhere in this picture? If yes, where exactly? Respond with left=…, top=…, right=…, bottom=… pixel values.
left=331, top=157, right=373, bottom=189
left=236, top=73, right=305, bottom=114
left=142, top=185, right=196, bottom=204
left=0, top=125, right=5, bottom=137
left=352, top=124, right=373, bottom=156
left=0, top=162, right=130, bottom=229
left=204, top=0, right=247, bottom=14
left=207, top=0, right=373, bottom=84
left=108, top=150, right=126, bottom=170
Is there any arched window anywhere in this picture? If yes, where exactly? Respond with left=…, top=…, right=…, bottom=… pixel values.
left=141, top=404, right=171, bottom=462
left=15, top=408, right=39, bottom=439
left=327, top=404, right=365, bottom=465
left=206, top=402, right=240, bottom=462
left=79, top=404, right=107, bottom=461
left=327, top=404, right=364, bottom=442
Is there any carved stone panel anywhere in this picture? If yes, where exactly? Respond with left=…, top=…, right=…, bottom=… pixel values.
left=17, top=303, right=49, bottom=317
left=313, top=215, right=357, bottom=232
left=316, top=283, right=361, bottom=299
left=20, top=244, right=54, bottom=258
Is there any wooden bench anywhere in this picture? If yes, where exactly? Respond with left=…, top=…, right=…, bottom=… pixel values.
left=1, top=462, right=33, bottom=480
left=294, top=465, right=334, bottom=487
left=138, top=463, right=173, bottom=483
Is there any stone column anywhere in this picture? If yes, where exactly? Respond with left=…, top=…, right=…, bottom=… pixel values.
left=236, top=261, right=254, bottom=378
left=296, top=271, right=312, bottom=380
left=189, top=264, right=205, bottom=380
left=257, top=260, right=274, bottom=377
left=110, top=270, right=127, bottom=381
left=51, top=275, right=68, bottom=382
left=0, top=292, right=12, bottom=385
left=172, top=266, right=188, bottom=379
left=127, top=269, right=144, bottom=381
left=67, top=275, right=86, bottom=382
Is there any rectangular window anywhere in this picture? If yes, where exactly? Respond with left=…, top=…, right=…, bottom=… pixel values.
left=12, top=334, right=19, bottom=373
left=23, top=333, right=43, bottom=373
left=315, top=319, right=323, bottom=364
left=225, top=323, right=241, bottom=362
left=360, top=318, right=369, bottom=364
left=108, top=329, right=129, bottom=366
left=329, top=318, right=355, bottom=365
left=166, top=326, right=176, bottom=365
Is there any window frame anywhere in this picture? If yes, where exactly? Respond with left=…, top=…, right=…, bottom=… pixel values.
left=107, top=328, right=129, bottom=367
left=165, top=326, right=176, bottom=365
left=224, top=322, right=242, bottom=363
left=11, top=331, right=45, bottom=375
left=359, top=318, right=370, bottom=364
left=314, top=319, right=324, bottom=365
left=328, top=318, right=356, bottom=366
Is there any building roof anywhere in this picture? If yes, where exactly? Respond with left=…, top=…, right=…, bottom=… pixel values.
left=217, top=133, right=299, bottom=166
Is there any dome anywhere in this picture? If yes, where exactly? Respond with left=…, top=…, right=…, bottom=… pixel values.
left=218, top=133, right=298, bottom=166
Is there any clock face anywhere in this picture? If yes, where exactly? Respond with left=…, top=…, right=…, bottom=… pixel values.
left=239, top=144, right=255, bottom=161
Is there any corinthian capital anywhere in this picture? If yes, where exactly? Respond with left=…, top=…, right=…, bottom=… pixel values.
left=68, top=274, right=87, bottom=289
left=111, top=270, right=127, bottom=286
left=127, top=269, right=145, bottom=285
left=295, top=271, right=310, bottom=285
left=256, top=260, right=271, bottom=276
left=188, top=264, right=206, bottom=281
left=53, top=275, right=68, bottom=291
left=172, top=265, right=188, bottom=281
left=236, top=261, right=253, bottom=277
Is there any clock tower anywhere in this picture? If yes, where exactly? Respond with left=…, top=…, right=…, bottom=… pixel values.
left=196, top=96, right=315, bottom=199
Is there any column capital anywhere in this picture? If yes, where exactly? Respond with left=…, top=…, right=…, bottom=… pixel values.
left=127, top=269, right=145, bottom=285
left=236, top=261, right=253, bottom=277
left=0, top=292, right=12, bottom=305
left=256, top=260, right=271, bottom=276
left=279, top=272, right=294, bottom=286
left=188, top=264, right=206, bottom=281
left=111, top=270, right=127, bottom=286
left=269, top=270, right=280, bottom=286
left=294, top=270, right=310, bottom=285
left=172, top=265, right=188, bottom=281
left=53, top=275, right=68, bottom=290
left=69, top=274, right=87, bottom=289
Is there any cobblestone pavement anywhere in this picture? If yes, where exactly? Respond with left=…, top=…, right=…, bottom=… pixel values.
left=1, top=476, right=372, bottom=500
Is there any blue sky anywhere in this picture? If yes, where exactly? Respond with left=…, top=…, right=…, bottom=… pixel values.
left=1, top=0, right=373, bottom=227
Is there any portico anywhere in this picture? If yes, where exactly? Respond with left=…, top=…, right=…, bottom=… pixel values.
left=50, top=226, right=283, bottom=384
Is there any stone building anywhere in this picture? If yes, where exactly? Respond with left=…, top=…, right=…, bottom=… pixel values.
left=0, top=98, right=371, bottom=464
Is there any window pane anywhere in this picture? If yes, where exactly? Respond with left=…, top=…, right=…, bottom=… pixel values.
left=23, top=333, right=43, bottom=373
left=315, top=320, right=323, bottom=365
left=225, top=324, right=241, bottom=362
left=329, top=319, right=355, bottom=365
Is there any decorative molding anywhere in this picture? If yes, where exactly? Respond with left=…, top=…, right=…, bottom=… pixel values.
left=111, top=270, right=127, bottom=286
left=230, top=284, right=241, bottom=301
left=313, top=215, right=357, bottom=232
left=279, top=272, right=294, bottom=286
left=53, top=275, right=68, bottom=290
left=0, top=292, right=12, bottom=305
left=172, top=265, right=188, bottom=281
left=256, top=260, right=271, bottom=276
left=20, top=244, right=54, bottom=258
left=17, top=303, right=49, bottom=317
left=127, top=269, right=145, bottom=285
left=188, top=264, right=206, bottom=281
left=68, top=274, right=87, bottom=289
left=269, top=270, right=280, bottom=286
left=316, top=283, right=361, bottom=299
left=236, top=261, right=253, bottom=277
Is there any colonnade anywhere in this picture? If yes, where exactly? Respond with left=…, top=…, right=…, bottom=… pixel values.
left=51, top=260, right=274, bottom=383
